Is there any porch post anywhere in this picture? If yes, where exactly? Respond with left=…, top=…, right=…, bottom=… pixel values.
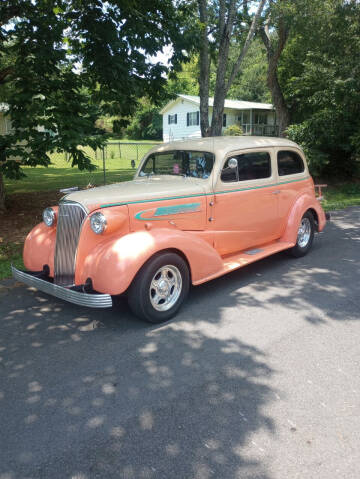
left=250, top=109, right=253, bottom=135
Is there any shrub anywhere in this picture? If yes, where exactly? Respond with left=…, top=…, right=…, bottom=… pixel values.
left=287, top=120, right=360, bottom=179
left=224, top=124, right=243, bottom=136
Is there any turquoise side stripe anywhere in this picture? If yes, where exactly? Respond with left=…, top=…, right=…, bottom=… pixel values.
left=100, top=177, right=309, bottom=208
left=135, top=202, right=201, bottom=221
left=154, top=203, right=201, bottom=216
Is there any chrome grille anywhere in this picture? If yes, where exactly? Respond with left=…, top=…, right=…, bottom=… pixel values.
left=54, top=201, right=87, bottom=287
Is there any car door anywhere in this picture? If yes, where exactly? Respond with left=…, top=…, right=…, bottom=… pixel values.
left=274, top=147, right=311, bottom=232
left=211, top=148, right=282, bottom=256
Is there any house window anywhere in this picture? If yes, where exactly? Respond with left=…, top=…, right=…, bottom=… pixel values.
left=187, top=111, right=199, bottom=126
left=277, top=150, right=304, bottom=176
left=223, top=114, right=227, bottom=127
left=168, top=114, right=177, bottom=125
left=254, top=112, right=268, bottom=124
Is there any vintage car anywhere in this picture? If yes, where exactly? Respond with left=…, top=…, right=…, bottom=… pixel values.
left=12, top=136, right=328, bottom=323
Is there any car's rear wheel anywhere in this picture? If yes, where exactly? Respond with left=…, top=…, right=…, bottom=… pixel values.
left=128, top=252, right=190, bottom=323
left=288, top=211, right=315, bottom=257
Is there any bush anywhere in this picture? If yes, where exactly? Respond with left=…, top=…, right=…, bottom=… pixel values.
left=287, top=119, right=360, bottom=179
left=224, top=124, right=243, bottom=136
left=126, top=99, right=162, bottom=140
left=286, top=123, right=329, bottom=177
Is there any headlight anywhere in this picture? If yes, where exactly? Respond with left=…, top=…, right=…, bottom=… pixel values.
left=43, top=207, right=56, bottom=227
left=90, top=212, right=107, bottom=234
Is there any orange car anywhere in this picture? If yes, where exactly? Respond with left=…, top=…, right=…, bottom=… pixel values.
left=13, top=137, right=328, bottom=323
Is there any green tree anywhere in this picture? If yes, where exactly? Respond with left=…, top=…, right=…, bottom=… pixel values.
left=165, top=57, right=199, bottom=99
left=197, top=0, right=266, bottom=137
left=126, top=98, right=162, bottom=140
left=282, top=1, right=360, bottom=178
left=0, top=0, right=180, bottom=210
left=226, top=39, right=270, bottom=103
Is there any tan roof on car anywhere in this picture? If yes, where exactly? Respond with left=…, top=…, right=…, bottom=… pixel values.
left=146, top=136, right=300, bottom=157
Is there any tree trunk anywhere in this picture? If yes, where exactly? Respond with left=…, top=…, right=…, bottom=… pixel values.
left=260, top=18, right=290, bottom=137
left=0, top=170, right=6, bottom=212
left=210, top=0, right=236, bottom=136
left=197, top=0, right=265, bottom=137
left=211, top=74, right=227, bottom=136
left=267, top=61, right=290, bottom=136
left=225, top=0, right=266, bottom=91
left=198, top=0, right=210, bottom=137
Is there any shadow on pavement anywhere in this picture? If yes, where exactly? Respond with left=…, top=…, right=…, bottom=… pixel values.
left=0, top=207, right=359, bottom=478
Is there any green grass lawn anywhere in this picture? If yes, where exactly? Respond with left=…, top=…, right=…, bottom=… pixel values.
left=0, top=243, right=24, bottom=281
left=322, top=183, right=360, bottom=211
left=5, top=141, right=160, bottom=194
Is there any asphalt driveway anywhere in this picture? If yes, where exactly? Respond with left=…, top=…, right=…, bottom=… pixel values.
left=0, top=207, right=359, bottom=479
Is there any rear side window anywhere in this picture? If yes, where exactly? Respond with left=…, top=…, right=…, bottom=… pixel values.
left=221, top=152, right=271, bottom=183
left=277, top=150, right=304, bottom=176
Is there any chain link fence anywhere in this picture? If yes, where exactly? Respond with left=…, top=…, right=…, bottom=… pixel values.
left=48, top=142, right=160, bottom=191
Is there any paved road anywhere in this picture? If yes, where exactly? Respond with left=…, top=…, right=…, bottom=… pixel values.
left=0, top=207, right=359, bottom=479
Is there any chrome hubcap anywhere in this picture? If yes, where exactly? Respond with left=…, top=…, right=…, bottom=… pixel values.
left=149, top=265, right=182, bottom=312
left=297, top=217, right=311, bottom=248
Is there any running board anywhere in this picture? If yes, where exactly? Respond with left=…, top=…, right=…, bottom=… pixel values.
left=193, top=241, right=294, bottom=285
left=222, top=241, right=293, bottom=273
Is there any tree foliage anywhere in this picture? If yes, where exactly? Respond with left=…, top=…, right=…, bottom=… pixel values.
left=125, top=98, right=162, bottom=141
left=224, top=39, right=270, bottom=103
left=0, top=0, right=181, bottom=208
left=283, top=0, right=360, bottom=178
left=189, top=0, right=267, bottom=136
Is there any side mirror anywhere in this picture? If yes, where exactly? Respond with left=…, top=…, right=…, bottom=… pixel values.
left=228, top=158, right=238, bottom=169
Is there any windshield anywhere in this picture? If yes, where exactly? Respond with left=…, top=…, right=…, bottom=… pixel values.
left=139, top=150, right=214, bottom=179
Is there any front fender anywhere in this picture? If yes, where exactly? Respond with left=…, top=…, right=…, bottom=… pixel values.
left=23, top=222, right=56, bottom=275
left=280, top=194, right=326, bottom=244
left=77, top=228, right=224, bottom=295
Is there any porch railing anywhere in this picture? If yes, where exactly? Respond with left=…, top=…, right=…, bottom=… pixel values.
left=241, top=124, right=279, bottom=137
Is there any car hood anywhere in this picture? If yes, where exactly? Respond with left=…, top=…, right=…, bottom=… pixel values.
left=63, top=176, right=209, bottom=212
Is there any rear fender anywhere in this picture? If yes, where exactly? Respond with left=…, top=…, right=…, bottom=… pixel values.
left=78, top=228, right=224, bottom=295
left=280, top=194, right=326, bottom=244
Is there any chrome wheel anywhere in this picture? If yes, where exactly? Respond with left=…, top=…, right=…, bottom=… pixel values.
left=297, top=217, right=311, bottom=248
left=149, top=265, right=182, bottom=312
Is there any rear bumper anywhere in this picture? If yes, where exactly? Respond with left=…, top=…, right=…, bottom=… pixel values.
left=11, top=266, right=113, bottom=309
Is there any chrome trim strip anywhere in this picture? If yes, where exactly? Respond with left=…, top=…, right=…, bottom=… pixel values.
left=12, top=266, right=112, bottom=309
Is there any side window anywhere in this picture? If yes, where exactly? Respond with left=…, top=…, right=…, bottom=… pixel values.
left=221, top=152, right=271, bottom=183
left=277, top=150, right=304, bottom=176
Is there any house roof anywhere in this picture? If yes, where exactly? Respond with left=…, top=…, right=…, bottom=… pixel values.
left=160, top=94, right=274, bottom=114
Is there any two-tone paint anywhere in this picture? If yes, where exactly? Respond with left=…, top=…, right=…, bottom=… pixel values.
left=22, top=136, right=326, bottom=296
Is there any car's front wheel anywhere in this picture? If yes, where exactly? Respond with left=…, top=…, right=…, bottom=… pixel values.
left=128, top=252, right=190, bottom=323
left=288, top=210, right=315, bottom=257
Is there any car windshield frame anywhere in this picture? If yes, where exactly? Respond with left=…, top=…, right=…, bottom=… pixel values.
left=138, top=150, right=215, bottom=180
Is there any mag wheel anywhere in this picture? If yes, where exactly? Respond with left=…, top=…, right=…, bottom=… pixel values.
left=288, top=211, right=315, bottom=258
left=128, top=252, right=190, bottom=323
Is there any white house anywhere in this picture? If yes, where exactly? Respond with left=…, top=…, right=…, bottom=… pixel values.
left=160, top=94, right=278, bottom=142
left=0, top=103, right=11, bottom=135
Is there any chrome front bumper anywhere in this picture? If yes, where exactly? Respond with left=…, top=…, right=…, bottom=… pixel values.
left=11, top=266, right=113, bottom=309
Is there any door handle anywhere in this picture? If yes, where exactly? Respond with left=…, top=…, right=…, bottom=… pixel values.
left=272, top=190, right=281, bottom=195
